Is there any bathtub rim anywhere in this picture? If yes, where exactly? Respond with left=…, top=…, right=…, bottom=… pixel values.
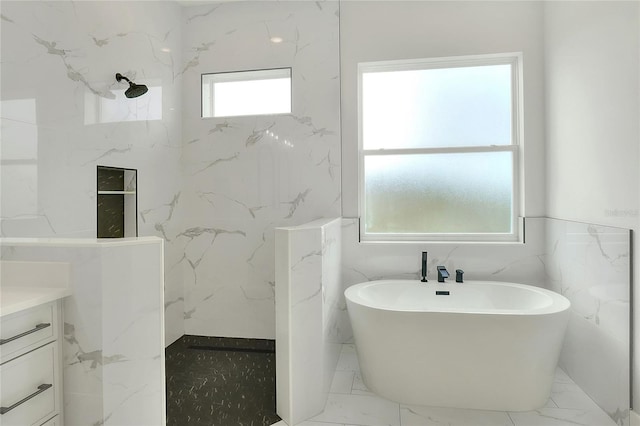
left=344, top=279, right=570, bottom=316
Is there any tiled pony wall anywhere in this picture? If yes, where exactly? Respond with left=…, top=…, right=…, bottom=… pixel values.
left=542, top=2, right=637, bottom=422
left=544, top=219, right=631, bottom=425
left=275, top=218, right=342, bottom=424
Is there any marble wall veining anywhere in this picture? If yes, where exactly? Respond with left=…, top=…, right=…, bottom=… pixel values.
left=1, top=238, right=166, bottom=426
left=275, top=218, right=342, bottom=425
left=1, top=0, right=340, bottom=345
left=1, top=9, right=635, bottom=420
left=542, top=1, right=639, bottom=410
left=178, top=1, right=341, bottom=339
left=544, top=218, right=631, bottom=426
left=0, top=0, right=185, bottom=345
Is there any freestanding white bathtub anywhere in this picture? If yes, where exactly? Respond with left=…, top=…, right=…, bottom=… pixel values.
left=345, top=280, right=570, bottom=411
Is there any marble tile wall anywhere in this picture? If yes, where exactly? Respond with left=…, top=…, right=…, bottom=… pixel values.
left=275, top=218, right=342, bottom=425
left=543, top=218, right=631, bottom=426
left=1, top=238, right=165, bottom=426
left=321, top=218, right=343, bottom=400
left=1, top=14, right=633, bottom=421
left=0, top=0, right=185, bottom=345
left=1, top=0, right=340, bottom=347
left=179, top=1, right=341, bottom=339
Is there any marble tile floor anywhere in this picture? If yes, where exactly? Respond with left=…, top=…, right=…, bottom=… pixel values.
left=272, top=344, right=617, bottom=426
left=166, top=335, right=281, bottom=426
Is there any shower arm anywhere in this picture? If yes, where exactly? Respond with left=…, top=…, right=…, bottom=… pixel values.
left=115, top=73, right=131, bottom=84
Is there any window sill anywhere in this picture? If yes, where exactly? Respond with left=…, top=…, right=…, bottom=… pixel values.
left=357, top=239, right=526, bottom=246
left=358, top=217, right=526, bottom=245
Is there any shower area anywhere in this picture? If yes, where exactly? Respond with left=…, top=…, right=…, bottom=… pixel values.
left=0, top=0, right=340, bottom=337
left=1, top=0, right=339, bottom=424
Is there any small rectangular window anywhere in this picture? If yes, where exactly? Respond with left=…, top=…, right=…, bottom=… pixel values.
left=359, top=53, right=522, bottom=242
left=202, top=68, right=291, bottom=118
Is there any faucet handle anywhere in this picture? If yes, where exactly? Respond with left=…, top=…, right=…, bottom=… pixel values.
left=456, top=269, right=464, bottom=283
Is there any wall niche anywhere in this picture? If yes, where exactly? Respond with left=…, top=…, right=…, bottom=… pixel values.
left=97, top=165, right=137, bottom=238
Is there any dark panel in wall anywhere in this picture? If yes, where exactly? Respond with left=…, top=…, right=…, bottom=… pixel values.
left=97, top=194, right=125, bottom=238
left=97, top=167, right=124, bottom=191
left=97, top=165, right=137, bottom=238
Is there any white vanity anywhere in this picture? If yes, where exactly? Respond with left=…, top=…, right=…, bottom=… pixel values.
left=1, top=261, right=72, bottom=426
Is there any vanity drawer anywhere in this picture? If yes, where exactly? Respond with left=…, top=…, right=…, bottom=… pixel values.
left=40, top=415, right=59, bottom=426
left=0, top=302, right=58, bottom=364
left=0, top=342, right=59, bottom=426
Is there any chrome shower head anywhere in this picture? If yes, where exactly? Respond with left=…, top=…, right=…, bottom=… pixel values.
left=115, top=73, right=149, bottom=98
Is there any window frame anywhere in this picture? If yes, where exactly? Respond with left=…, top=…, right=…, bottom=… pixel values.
left=357, top=52, right=524, bottom=243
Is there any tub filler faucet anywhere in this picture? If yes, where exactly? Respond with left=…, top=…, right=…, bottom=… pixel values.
left=437, top=266, right=449, bottom=283
left=421, top=251, right=428, bottom=282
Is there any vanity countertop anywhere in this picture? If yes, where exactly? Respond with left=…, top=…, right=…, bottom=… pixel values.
left=1, top=260, right=72, bottom=317
left=1, top=286, right=72, bottom=317
left=0, top=236, right=162, bottom=247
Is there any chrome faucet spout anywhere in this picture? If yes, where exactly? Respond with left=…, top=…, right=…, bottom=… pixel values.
left=421, top=251, right=428, bottom=282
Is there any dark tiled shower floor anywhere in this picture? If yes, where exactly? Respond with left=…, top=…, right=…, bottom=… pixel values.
left=166, top=335, right=281, bottom=426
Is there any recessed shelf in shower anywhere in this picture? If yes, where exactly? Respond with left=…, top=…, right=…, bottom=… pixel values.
left=97, top=165, right=138, bottom=238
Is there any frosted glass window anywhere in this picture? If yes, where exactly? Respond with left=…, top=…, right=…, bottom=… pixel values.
left=362, top=65, right=511, bottom=149
left=202, top=68, right=291, bottom=118
left=365, top=153, right=513, bottom=234
left=359, top=54, right=521, bottom=241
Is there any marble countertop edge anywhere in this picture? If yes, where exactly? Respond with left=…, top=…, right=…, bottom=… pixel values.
left=0, top=236, right=163, bottom=248
left=0, top=286, right=72, bottom=317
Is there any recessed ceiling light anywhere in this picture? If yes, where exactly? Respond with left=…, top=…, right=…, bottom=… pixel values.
left=270, top=36, right=283, bottom=44
left=161, top=47, right=171, bottom=53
